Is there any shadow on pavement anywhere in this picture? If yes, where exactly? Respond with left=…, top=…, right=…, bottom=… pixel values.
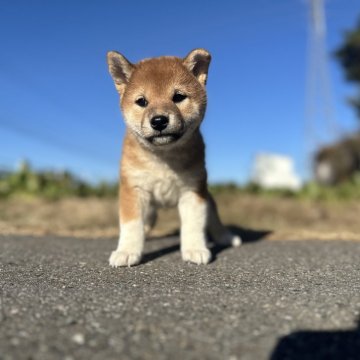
left=142, top=242, right=180, bottom=264
left=143, top=226, right=270, bottom=264
left=227, top=225, right=271, bottom=244
left=210, top=225, right=271, bottom=262
left=270, top=319, right=360, bottom=360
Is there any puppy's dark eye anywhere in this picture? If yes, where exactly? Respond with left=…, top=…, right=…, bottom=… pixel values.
left=172, top=92, right=187, bottom=103
left=135, top=97, right=148, bottom=108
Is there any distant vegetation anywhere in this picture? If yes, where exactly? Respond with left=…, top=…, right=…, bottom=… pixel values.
left=1, top=162, right=359, bottom=201
left=210, top=173, right=360, bottom=201
left=336, top=18, right=360, bottom=119
left=0, top=162, right=117, bottom=200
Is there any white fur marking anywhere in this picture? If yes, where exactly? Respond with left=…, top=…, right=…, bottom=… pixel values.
left=178, top=192, right=211, bottom=264
left=109, top=219, right=144, bottom=267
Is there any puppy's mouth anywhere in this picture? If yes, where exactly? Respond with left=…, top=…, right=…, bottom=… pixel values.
left=146, top=133, right=183, bottom=146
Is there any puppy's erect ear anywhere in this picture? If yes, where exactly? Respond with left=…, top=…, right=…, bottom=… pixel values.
left=107, top=51, right=135, bottom=94
left=183, top=48, right=211, bottom=86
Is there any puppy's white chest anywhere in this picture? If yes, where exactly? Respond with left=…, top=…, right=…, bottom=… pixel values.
left=151, top=173, right=181, bottom=207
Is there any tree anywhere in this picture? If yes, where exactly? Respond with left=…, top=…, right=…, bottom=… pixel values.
left=336, top=19, right=360, bottom=119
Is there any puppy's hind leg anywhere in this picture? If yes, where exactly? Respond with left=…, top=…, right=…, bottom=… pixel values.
left=144, top=204, right=157, bottom=236
left=207, top=194, right=242, bottom=247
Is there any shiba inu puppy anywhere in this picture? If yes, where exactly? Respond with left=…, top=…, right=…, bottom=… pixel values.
left=107, top=48, right=241, bottom=267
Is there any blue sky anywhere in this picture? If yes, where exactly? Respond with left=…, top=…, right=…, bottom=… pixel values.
left=0, top=0, right=359, bottom=183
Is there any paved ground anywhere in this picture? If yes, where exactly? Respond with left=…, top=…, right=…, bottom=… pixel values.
left=0, top=235, right=359, bottom=360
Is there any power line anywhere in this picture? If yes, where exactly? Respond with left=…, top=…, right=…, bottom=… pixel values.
left=0, top=118, right=118, bottom=167
left=0, top=56, right=121, bottom=168
left=0, top=56, right=119, bottom=139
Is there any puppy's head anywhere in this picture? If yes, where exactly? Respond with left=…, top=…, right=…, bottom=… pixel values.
left=107, top=49, right=211, bottom=148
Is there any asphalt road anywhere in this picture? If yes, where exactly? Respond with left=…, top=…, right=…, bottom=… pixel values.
left=0, top=235, right=359, bottom=360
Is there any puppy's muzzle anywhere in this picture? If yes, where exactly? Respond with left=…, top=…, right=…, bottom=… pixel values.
left=145, top=114, right=185, bottom=146
left=150, top=115, right=169, bottom=132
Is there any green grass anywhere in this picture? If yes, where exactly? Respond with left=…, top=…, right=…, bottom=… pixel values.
left=2, top=162, right=360, bottom=201
left=0, top=162, right=117, bottom=200
left=209, top=173, right=360, bottom=201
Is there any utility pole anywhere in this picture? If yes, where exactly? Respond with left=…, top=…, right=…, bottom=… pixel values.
left=305, top=0, right=340, bottom=169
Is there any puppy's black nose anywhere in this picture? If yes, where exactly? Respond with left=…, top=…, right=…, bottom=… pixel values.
left=150, top=115, right=169, bottom=131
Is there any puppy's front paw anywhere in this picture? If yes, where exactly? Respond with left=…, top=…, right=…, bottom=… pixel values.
left=109, top=250, right=141, bottom=267
left=182, top=248, right=211, bottom=265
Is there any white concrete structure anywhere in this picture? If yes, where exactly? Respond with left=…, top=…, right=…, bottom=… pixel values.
left=251, top=153, right=302, bottom=191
